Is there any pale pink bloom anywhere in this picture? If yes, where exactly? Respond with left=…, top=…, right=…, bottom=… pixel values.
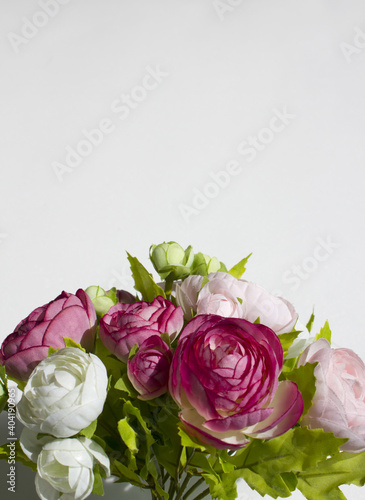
left=299, top=339, right=365, bottom=452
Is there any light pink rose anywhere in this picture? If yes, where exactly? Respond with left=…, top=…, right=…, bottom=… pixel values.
left=176, top=272, right=297, bottom=334
left=298, top=339, right=365, bottom=452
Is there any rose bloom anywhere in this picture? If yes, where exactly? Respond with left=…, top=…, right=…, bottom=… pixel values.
left=169, top=314, right=303, bottom=449
left=0, top=289, right=96, bottom=380
left=127, top=336, right=172, bottom=400
left=298, top=338, right=365, bottom=452
left=17, top=347, right=108, bottom=438
left=99, top=296, right=183, bottom=362
left=35, top=437, right=110, bottom=500
left=176, top=272, right=297, bottom=334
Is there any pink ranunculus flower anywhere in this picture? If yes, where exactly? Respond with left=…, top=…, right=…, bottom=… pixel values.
left=176, top=272, right=297, bottom=334
left=127, top=336, right=172, bottom=400
left=99, top=296, right=183, bottom=362
left=169, top=315, right=303, bottom=449
left=298, top=339, right=365, bottom=452
left=0, top=290, right=96, bottom=381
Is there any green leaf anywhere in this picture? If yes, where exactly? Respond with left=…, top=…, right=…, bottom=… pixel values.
left=190, top=452, right=220, bottom=480
left=117, top=418, right=138, bottom=453
left=94, top=336, right=126, bottom=382
left=92, top=466, right=105, bottom=496
left=238, top=468, right=287, bottom=498
left=48, top=345, right=58, bottom=356
left=180, top=446, right=187, bottom=468
left=278, top=330, right=301, bottom=357
left=128, top=343, right=139, bottom=360
left=306, top=310, right=315, bottom=333
left=284, top=362, right=317, bottom=416
left=191, top=253, right=209, bottom=276
left=147, top=457, right=169, bottom=499
left=281, top=472, right=298, bottom=493
left=298, top=451, right=365, bottom=500
left=63, top=337, right=86, bottom=352
left=106, top=287, right=118, bottom=303
left=281, top=357, right=297, bottom=375
left=218, top=261, right=228, bottom=272
left=153, top=443, right=180, bottom=477
left=178, top=424, right=212, bottom=452
left=112, top=460, right=146, bottom=487
left=79, top=419, right=97, bottom=439
left=223, top=427, right=346, bottom=498
left=315, top=320, right=331, bottom=343
left=114, top=373, right=137, bottom=396
left=228, top=253, right=252, bottom=278
left=127, top=252, right=166, bottom=301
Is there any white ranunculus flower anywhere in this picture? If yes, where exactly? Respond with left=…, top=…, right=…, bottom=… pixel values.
left=176, top=272, right=297, bottom=333
left=175, top=275, right=204, bottom=320
left=35, top=437, right=110, bottom=500
left=16, top=347, right=108, bottom=438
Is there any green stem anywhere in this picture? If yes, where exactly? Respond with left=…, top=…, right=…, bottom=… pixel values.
left=174, top=473, right=192, bottom=500
left=168, top=478, right=177, bottom=499
left=164, top=278, right=173, bottom=299
left=194, top=487, right=210, bottom=500
left=182, top=477, right=205, bottom=500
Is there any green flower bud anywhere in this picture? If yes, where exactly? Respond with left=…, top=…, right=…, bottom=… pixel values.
left=192, top=253, right=227, bottom=276
left=149, top=242, right=194, bottom=280
left=85, top=286, right=117, bottom=317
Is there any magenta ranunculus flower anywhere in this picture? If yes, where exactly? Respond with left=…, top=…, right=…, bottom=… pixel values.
left=0, top=290, right=96, bottom=381
left=298, top=339, right=365, bottom=452
left=99, top=296, right=183, bottom=362
left=127, top=336, right=172, bottom=400
left=169, top=315, right=303, bottom=449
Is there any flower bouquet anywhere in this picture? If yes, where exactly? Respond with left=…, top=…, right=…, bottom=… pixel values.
left=1, top=241, right=365, bottom=500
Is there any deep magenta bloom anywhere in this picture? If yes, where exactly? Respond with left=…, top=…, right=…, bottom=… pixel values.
left=0, top=290, right=96, bottom=381
left=99, top=296, right=183, bottom=362
left=127, top=336, right=172, bottom=400
left=169, top=315, right=303, bottom=449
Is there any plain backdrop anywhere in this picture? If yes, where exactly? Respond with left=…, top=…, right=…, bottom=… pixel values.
left=1, top=0, right=365, bottom=498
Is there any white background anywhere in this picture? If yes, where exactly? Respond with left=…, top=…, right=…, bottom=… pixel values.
left=1, top=0, right=365, bottom=498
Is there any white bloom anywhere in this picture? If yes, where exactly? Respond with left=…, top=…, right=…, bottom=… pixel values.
left=176, top=272, right=297, bottom=334
left=35, top=437, right=110, bottom=500
left=20, top=427, right=54, bottom=463
left=175, top=275, right=204, bottom=320
left=17, top=347, right=108, bottom=438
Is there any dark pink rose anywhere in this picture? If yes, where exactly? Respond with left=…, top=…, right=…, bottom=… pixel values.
left=127, top=336, right=172, bottom=400
left=0, top=290, right=96, bottom=381
left=99, top=296, right=183, bottom=362
left=169, top=315, right=303, bottom=449
left=298, top=339, right=365, bottom=452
